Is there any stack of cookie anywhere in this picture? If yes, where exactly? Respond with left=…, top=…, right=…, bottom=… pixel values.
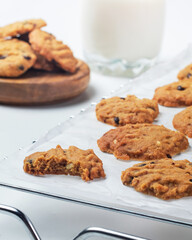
left=0, top=19, right=78, bottom=77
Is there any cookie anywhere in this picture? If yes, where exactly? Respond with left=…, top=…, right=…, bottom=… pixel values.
left=96, top=95, right=159, bottom=126
left=178, top=64, right=192, bottom=81
left=0, top=19, right=46, bottom=38
left=97, top=124, right=189, bottom=160
left=0, top=39, right=36, bottom=77
left=29, top=29, right=78, bottom=73
left=23, top=145, right=106, bottom=181
left=33, top=52, right=59, bottom=71
left=173, top=106, right=192, bottom=138
left=121, top=158, right=192, bottom=200
left=153, top=80, right=192, bottom=107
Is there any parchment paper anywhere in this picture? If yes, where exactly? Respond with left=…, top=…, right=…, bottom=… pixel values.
left=1, top=45, right=192, bottom=225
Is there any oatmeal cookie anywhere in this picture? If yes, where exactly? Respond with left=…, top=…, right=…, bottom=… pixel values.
left=173, top=106, right=192, bottom=138
left=0, top=38, right=36, bottom=77
left=121, top=158, right=192, bottom=200
left=0, top=19, right=46, bottom=38
left=29, top=29, right=77, bottom=73
left=23, top=145, right=106, bottom=181
left=96, top=95, right=159, bottom=126
left=178, top=64, right=192, bottom=81
left=153, top=80, right=192, bottom=107
left=97, top=124, right=189, bottom=160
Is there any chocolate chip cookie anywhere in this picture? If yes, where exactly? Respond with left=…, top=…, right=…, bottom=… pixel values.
left=97, top=124, right=189, bottom=160
left=178, top=64, right=192, bottom=81
left=0, top=38, right=36, bottom=77
left=0, top=19, right=46, bottom=38
left=29, top=29, right=77, bottom=73
left=173, top=106, right=192, bottom=137
left=23, top=145, right=106, bottom=181
left=153, top=80, right=192, bottom=107
left=96, top=95, right=159, bottom=126
left=121, top=158, right=192, bottom=200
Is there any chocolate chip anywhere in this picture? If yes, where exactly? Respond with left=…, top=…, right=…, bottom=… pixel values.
left=150, top=162, right=155, bottom=164
left=0, top=55, right=6, bottom=59
left=167, top=154, right=172, bottom=158
left=120, top=97, right=125, bottom=100
left=187, top=73, right=192, bottom=78
left=114, top=117, right=119, bottom=125
left=27, top=159, right=33, bottom=164
left=177, top=85, right=185, bottom=91
left=129, top=176, right=134, bottom=184
left=24, top=56, right=31, bottom=60
left=189, top=179, right=192, bottom=182
left=19, top=65, right=24, bottom=71
left=139, top=163, right=146, bottom=167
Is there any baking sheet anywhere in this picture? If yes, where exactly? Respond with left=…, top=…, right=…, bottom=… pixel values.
left=1, top=45, right=192, bottom=226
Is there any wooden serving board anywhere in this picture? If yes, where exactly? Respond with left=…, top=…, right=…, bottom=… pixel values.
left=0, top=60, right=90, bottom=105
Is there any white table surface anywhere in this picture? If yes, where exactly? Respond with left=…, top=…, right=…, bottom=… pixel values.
left=0, top=0, right=192, bottom=239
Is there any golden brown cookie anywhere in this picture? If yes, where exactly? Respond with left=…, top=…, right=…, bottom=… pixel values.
left=97, top=124, right=189, bottom=160
left=33, top=51, right=59, bottom=71
left=121, top=159, right=192, bottom=200
left=0, top=38, right=36, bottom=77
left=173, top=106, right=192, bottom=137
left=153, top=80, right=192, bottom=107
left=23, top=145, right=106, bottom=181
left=178, top=64, right=192, bottom=81
left=29, top=29, right=77, bottom=73
left=0, top=19, right=46, bottom=38
left=96, top=95, right=159, bottom=126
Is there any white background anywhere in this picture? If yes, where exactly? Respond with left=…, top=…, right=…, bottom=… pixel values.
left=0, top=0, right=192, bottom=239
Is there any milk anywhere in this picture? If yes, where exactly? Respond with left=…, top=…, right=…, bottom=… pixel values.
left=81, top=0, right=165, bottom=77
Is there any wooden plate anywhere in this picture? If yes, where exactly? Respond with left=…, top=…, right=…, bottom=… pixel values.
left=0, top=60, right=90, bottom=105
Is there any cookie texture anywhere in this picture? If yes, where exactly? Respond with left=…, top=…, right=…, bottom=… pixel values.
left=97, top=124, right=189, bottom=160
left=33, top=51, right=59, bottom=71
left=178, top=64, right=192, bottom=81
left=0, top=39, right=36, bottom=77
left=121, top=159, right=192, bottom=200
left=23, top=145, right=106, bottom=181
left=96, top=95, right=159, bottom=126
left=29, top=29, right=77, bottom=73
left=173, top=106, right=192, bottom=137
left=153, top=80, right=192, bottom=107
left=0, top=19, right=46, bottom=38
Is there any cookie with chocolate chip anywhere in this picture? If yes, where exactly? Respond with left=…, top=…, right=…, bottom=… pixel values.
left=178, top=64, right=192, bottom=81
left=153, top=80, right=192, bottom=107
left=29, top=29, right=77, bottom=73
left=96, top=95, right=159, bottom=126
left=173, top=106, right=192, bottom=138
left=0, top=19, right=46, bottom=38
left=97, top=124, right=189, bottom=160
left=121, top=158, right=192, bottom=200
left=0, top=39, right=36, bottom=77
left=23, top=145, right=106, bottom=181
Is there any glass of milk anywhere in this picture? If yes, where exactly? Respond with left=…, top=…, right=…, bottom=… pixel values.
left=81, top=0, right=165, bottom=77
